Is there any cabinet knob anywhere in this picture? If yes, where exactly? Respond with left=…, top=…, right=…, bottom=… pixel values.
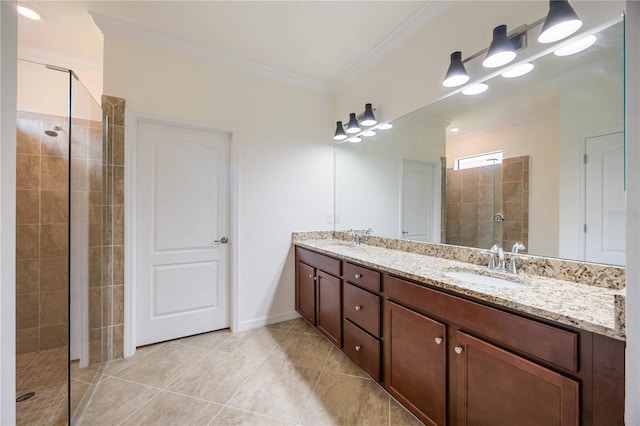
left=355, top=305, right=362, bottom=311
left=355, top=345, right=362, bottom=351
left=309, top=274, right=313, bottom=279
left=454, top=346, right=463, bottom=354
left=354, top=274, right=361, bottom=279
left=435, top=337, right=443, bottom=345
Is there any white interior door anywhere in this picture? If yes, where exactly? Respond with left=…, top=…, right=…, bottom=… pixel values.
left=136, top=121, right=230, bottom=346
left=401, top=160, right=440, bottom=242
left=585, top=131, right=625, bottom=265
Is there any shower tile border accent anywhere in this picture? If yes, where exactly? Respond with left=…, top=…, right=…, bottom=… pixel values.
left=292, top=231, right=625, bottom=290
left=101, top=94, right=126, bottom=362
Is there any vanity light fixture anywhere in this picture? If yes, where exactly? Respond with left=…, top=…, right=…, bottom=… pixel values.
left=501, top=62, right=534, bottom=78
left=538, top=0, right=583, bottom=44
left=17, top=4, right=42, bottom=20
left=553, top=34, right=597, bottom=56
left=442, top=51, right=470, bottom=88
left=332, top=104, right=392, bottom=142
left=346, top=113, right=361, bottom=134
left=483, top=25, right=517, bottom=68
left=462, top=83, right=489, bottom=96
left=333, top=121, right=347, bottom=141
left=360, top=103, right=377, bottom=126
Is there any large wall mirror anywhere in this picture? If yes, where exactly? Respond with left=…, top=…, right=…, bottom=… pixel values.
left=335, top=2, right=625, bottom=266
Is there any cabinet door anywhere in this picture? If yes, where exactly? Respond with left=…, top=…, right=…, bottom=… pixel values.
left=296, top=262, right=316, bottom=324
left=316, top=270, right=342, bottom=347
left=455, top=331, right=579, bottom=426
left=385, top=301, right=446, bottom=426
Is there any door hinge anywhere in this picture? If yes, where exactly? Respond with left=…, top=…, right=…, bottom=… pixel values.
left=584, top=224, right=587, bottom=233
left=584, top=154, right=588, bottom=164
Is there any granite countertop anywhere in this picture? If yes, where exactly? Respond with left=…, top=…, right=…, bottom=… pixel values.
left=294, top=238, right=626, bottom=341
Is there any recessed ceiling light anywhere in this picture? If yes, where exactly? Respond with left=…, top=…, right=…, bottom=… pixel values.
left=501, top=63, right=534, bottom=78
left=17, top=5, right=42, bottom=20
left=462, top=83, right=489, bottom=96
left=377, top=123, right=393, bottom=130
left=554, top=35, right=597, bottom=56
left=450, top=128, right=460, bottom=133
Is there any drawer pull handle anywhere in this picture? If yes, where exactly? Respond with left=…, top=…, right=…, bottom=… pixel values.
left=309, top=274, right=313, bottom=278
left=355, top=305, right=362, bottom=311
left=355, top=274, right=361, bottom=279
left=355, top=345, right=362, bottom=351
left=454, top=346, right=463, bottom=354
left=435, top=337, right=443, bottom=345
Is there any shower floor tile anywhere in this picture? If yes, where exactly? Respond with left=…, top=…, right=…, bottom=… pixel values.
left=16, top=346, right=67, bottom=426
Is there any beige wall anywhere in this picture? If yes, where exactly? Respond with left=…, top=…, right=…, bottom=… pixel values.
left=446, top=114, right=560, bottom=256
left=103, top=36, right=334, bottom=330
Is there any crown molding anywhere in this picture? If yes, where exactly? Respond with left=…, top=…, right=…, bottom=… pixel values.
left=17, top=44, right=102, bottom=75
left=331, top=1, right=452, bottom=92
left=89, top=11, right=332, bottom=93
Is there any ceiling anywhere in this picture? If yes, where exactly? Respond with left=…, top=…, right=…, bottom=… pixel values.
left=18, top=1, right=433, bottom=85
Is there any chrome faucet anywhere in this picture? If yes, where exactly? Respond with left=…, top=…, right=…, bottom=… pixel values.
left=507, top=242, right=526, bottom=274
left=488, top=244, right=506, bottom=271
left=349, top=229, right=360, bottom=245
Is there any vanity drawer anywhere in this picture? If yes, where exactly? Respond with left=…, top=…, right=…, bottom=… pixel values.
left=343, top=319, right=381, bottom=381
left=386, top=275, right=579, bottom=373
left=296, top=247, right=341, bottom=276
left=344, top=262, right=381, bottom=292
left=344, top=282, right=381, bottom=337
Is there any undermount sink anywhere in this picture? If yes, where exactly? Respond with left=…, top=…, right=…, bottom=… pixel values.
left=323, top=242, right=358, bottom=249
left=444, top=271, right=526, bottom=289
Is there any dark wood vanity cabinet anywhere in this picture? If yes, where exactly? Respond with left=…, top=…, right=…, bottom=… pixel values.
left=316, top=270, right=342, bottom=347
left=295, top=262, right=316, bottom=324
left=294, top=246, right=625, bottom=426
left=295, top=247, right=342, bottom=346
left=455, top=331, right=579, bottom=425
left=385, top=301, right=447, bottom=426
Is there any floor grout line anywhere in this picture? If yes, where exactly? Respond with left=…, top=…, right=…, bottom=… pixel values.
left=296, top=341, right=334, bottom=426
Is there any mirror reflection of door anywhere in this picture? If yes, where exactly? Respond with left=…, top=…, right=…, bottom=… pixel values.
left=584, top=131, right=625, bottom=265
left=401, top=159, right=441, bottom=242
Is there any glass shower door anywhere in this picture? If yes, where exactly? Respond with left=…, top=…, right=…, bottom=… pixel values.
left=69, top=71, right=105, bottom=422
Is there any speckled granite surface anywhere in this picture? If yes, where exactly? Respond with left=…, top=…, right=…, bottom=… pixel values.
left=292, top=234, right=625, bottom=341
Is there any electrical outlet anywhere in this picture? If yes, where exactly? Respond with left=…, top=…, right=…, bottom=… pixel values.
left=326, top=213, right=333, bottom=223
left=335, top=214, right=340, bottom=223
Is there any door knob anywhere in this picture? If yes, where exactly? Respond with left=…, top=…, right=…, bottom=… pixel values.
left=214, top=237, right=229, bottom=244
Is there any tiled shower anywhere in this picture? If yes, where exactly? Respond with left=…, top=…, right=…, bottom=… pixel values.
left=15, top=60, right=126, bottom=424
left=445, top=155, right=529, bottom=251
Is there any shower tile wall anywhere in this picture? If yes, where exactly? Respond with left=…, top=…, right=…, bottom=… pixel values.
left=16, top=111, right=100, bottom=354
left=100, top=95, right=126, bottom=361
left=445, top=155, right=529, bottom=251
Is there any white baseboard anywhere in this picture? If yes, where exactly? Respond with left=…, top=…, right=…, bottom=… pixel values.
left=236, top=311, right=301, bottom=332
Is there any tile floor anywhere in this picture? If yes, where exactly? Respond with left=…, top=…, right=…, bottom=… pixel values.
left=77, top=318, right=424, bottom=425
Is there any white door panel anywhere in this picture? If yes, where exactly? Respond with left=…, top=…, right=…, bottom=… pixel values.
left=137, top=121, right=230, bottom=346
left=585, top=131, right=625, bottom=265
left=401, top=160, right=440, bottom=242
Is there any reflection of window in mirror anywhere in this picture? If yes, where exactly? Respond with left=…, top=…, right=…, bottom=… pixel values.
left=454, top=151, right=503, bottom=170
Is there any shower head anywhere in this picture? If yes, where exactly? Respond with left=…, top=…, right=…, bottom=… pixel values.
left=44, top=126, right=62, bottom=137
